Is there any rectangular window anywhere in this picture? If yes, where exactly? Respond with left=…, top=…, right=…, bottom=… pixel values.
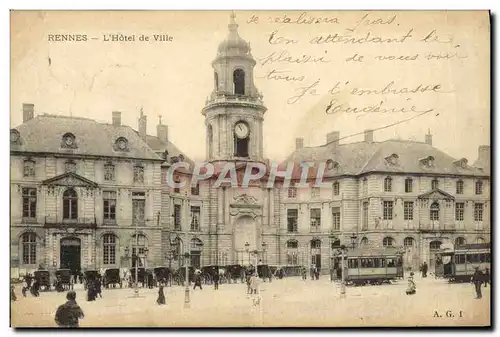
left=431, top=179, right=439, bottom=190
left=475, top=180, right=483, bottom=195
left=288, top=187, right=297, bottom=198
left=103, top=237, right=116, bottom=265
left=311, top=187, right=320, bottom=199
left=23, top=160, right=35, bottom=177
left=383, top=201, right=393, bottom=220
left=104, top=164, right=115, bottom=181
left=455, top=202, right=464, bottom=221
left=362, top=202, right=368, bottom=230
left=191, top=185, right=200, bottom=196
left=190, top=206, right=201, bottom=231
left=456, top=180, right=464, bottom=194
left=348, top=258, right=359, bottom=268
left=287, top=209, right=298, bottom=233
left=287, top=252, right=298, bottom=265
left=132, top=192, right=145, bottom=226
left=404, top=201, right=414, bottom=221
left=310, top=208, right=321, bottom=231
left=474, top=203, right=483, bottom=221
left=333, top=182, right=340, bottom=196
left=174, top=204, right=182, bottom=230
left=405, top=179, right=413, bottom=193
left=332, top=207, right=341, bottom=230
left=103, top=191, right=117, bottom=221
left=384, top=178, right=392, bottom=192
left=22, top=188, right=37, bottom=218
left=133, top=166, right=144, bottom=183
left=454, top=254, right=465, bottom=264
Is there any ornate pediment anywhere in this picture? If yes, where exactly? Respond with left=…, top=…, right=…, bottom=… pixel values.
left=42, top=172, right=98, bottom=188
left=417, top=188, right=454, bottom=201
left=233, top=193, right=258, bottom=205
left=229, top=208, right=262, bottom=219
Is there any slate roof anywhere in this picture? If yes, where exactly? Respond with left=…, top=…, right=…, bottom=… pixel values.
left=144, top=134, right=193, bottom=167
left=11, top=114, right=163, bottom=161
left=283, top=139, right=489, bottom=178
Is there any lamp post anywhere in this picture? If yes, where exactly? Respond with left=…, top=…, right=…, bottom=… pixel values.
left=184, top=228, right=190, bottom=309
left=245, top=242, right=250, bottom=265
left=262, top=242, right=267, bottom=264
left=336, top=244, right=348, bottom=298
left=328, top=233, right=335, bottom=282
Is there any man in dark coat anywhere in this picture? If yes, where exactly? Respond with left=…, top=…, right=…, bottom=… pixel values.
left=55, top=291, right=84, bottom=328
left=11, top=285, right=17, bottom=302
left=87, top=281, right=96, bottom=301
left=471, top=267, right=484, bottom=299
left=30, top=280, right=40, bottom=297
left=484, top=268, right=490, bottom=288
left=157, top=285, right=166, bottom=305
left=421, top=262, right=428, bottom=278
left=213, top=270, right=220, bottom=290
left=193, top=273, right=203, bottom=290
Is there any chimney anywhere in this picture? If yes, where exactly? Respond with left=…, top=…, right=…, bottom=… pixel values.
left=326, top=131, right=340, bottom=145
left=138, top=109, right=147, bottom=139
left=295, top=137, right=304, bottom=150
left=22, top=103, right=34, bottom=122
left=425, top=129, right=433, bottom=146
left=478, top=145, right=490, bottom=163
left=364, top=129, right=373, bottom=143
left=112, top=111, right=121, bottom=126
left=157, top=116, right=169, bottom=143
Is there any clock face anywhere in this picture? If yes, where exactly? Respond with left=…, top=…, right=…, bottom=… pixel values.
left=234, top=122, right=249, bottom=139
left=65, top=136, right=74, bottom=146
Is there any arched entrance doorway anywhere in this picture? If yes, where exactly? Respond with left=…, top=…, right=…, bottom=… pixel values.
left=233, top=216, right=257, bottom=265
left=429, top=240, right=442, bottom=275
left=60, top=237, right=81, bottom=274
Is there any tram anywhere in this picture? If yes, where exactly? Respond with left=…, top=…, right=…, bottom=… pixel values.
left=437, top=243, right=491, bottom=283
left=344, top=247, right=404, bottom=285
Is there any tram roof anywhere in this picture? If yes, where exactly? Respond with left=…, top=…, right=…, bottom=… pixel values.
left=346, top=247, right=402, bottom=257
left=454, top=243, right=491, bottom=251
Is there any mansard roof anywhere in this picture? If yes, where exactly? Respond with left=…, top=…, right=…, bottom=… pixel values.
left=284, top=139, right=489, bottom=179
left=11, top=114, right=163, bottom=161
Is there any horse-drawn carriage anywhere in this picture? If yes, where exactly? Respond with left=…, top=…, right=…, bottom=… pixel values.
left=201, top=265, right=228, bottom=284
left=128, top=268, right=147, bottom=287
left=257, top=264, right=273, bottom=282
left=103, top=268, right=122, bottom=289
left=153, top=267, right=172, bottom=286
left=54, top=269, right=73, bottom=291
left=34, top=270, right=51, bottom=291
left=225, top=264, right=246, bottom=283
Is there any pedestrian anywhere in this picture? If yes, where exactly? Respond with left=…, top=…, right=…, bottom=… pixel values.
left=96, top=278, right=102, bottom=298
left=30, top=280, right=40, bottom=297
left=471, top=267, right=483, bottom=299
left=213, top=271, right=220, bottom=290
left=246, top=274, right=252, bottom=294
left=422, top=262, right=428, bottom=278
left=54, top=290, right=85, bottom=328
left=87, top=281, right=96, bottom=301
left=11, top=285, right=17, bottom=302
left=21, top=279, right=28, bottom=297
left=157, top=285, right=166, bottom=305
left=193, top=273, right=203, bottom=290
left=250, top=274, right=261, bottom=295
left=484, top=268, right=490, bottom=288
left=302, top=267, right=307, bottom=280
left=406, top=272, right=416, bottom=295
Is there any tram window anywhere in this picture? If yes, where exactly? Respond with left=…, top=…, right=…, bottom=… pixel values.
left=387, top=259, right=395, bottom=267
left=479, top=254, right=488, bottom=263
left=486, top=253, right=491, bottom=262
left=455, top=254, right=465, bottom=264
left=397, top=257, right=403, bottom=266
left=467, top=254, right=480, bottom=263
left=348, top=259, right=359, bottom=268
left=373, top=259, right=380, bottom=268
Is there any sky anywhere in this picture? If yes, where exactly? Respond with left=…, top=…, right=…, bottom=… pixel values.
left=10, top=10, right=490, bottom=162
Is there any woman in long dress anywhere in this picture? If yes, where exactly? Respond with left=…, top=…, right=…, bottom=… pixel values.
left=406, top=272, right=416, bottom=295
left=157, top=285, right=166, bottom=305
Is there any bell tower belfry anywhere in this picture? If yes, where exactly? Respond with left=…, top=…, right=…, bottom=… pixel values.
left=202, top=12, right=267, bottom=163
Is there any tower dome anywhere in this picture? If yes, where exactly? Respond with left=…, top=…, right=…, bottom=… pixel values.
left=217, top=12, right=251, bottom=57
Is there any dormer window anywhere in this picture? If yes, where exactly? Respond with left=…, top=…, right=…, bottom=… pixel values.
left=115, top=137, right=129, bottom=151
left=61, top=133, right=77, bottom=149
left=326, top=159, right=339, bottom=171
left=453, top=158, right=468, bottom=169
left=10, top=129, right=21, bottom=145
left=385, top=153, right=399, bottom=166
left=65, top=160, right=77, bottom=173
left=23, top=159, right=36, bottom=177
left=419, top=155, right=435, bottom=168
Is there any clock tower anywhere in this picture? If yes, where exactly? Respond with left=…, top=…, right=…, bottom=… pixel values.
left=202, top=13, right=267, bottom=163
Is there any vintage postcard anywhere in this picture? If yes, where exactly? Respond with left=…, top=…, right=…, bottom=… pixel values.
left=10, top=10, right=490, bottom=327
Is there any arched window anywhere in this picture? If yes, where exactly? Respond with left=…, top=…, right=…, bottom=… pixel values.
left=360, top=237, right=368, bottom=246
left=384, top=176, right=392, bottom=192
left=430, top=202, right=440, bottom=221
left=190, top=238, right=203, bottom=268
left=22, top=232, right=37, bottom=265
left=333, top=181, right=340, bottom=196
left=214, top=72, right=219, bottom=91
left=404, top=237, right=414, bottom=247
left=286, top=240, right=298, bottom=265
left=475, top=237, right=486, bottom=244
left=23, top=159, right=35, bottom=177
left=103, top=234, right=117, bottom=265
left=429, top=241, right=442, bottom=250
left=233, top=69, right=245, bottom=95
left=383, top=237, right=394, bottom=247
left=63, top=189, right=78, bottom=220
left=455, top=237, right=466, bottom=247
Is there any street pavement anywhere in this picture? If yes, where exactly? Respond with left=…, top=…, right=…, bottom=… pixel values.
left=10, top=275, right=490, bottom=327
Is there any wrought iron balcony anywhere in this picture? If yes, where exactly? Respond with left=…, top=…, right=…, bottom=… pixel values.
left=44, top=215, right=97, bottom=229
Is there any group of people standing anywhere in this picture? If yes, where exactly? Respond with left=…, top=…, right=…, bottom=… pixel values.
left=86, top=276, right=102, bottom=301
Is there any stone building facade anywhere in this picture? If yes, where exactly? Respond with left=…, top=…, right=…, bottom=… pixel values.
left=10, top=15, right=490, bottom=277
